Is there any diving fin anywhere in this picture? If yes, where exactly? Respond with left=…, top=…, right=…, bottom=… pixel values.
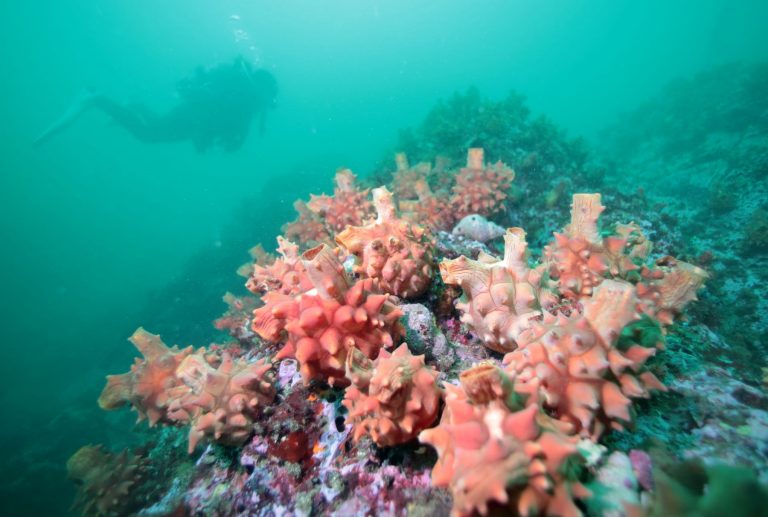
left=33, top=90, right=98, bottom=146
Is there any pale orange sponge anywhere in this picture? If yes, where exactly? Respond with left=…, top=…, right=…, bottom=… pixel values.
left=167, top=352, right=275, bottom=453
left=544, top=194, right=639, bottom=299
left=252, top=244, right=404, bottom=386
left=419, top=368, right=589, bottom=517
left=246, top=236, right=313, bottom=296
left=503, top=280, right=666, bottom=439
left=342, top=343, right=441, bottom=447
left=336, top=186, right=435, bottom=299
left=450, top=148, right=515, bottom=220
left=98, top=328, right=195, bottom=426
left=67, top=445, right=147, bottom=517
left=440, top=228, right=557, bottom=353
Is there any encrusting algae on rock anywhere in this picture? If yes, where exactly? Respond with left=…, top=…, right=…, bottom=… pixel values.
left=79, top=144, right=742, bottom=517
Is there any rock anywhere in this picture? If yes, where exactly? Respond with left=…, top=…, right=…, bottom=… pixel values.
left=588, top=452, right=640, bottom=517
left=400, top=303, right=455, bottom=370
left=629, top=450, right=654, bottom=491
left=434, top=230, right=492, bottom=261
left=671, top=366, right=768, bottom=482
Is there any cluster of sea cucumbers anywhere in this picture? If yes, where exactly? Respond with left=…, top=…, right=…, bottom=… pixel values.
left=72, top=148, right=739, bottom=517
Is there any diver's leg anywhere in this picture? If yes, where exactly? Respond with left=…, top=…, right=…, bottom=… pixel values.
left=33, top=90, right=96, bottom=146
left=34, top=93, right=191, bottom=146
left=90, top=95, right=170, bottom=143
left=92, top=95, right=193, bottom=144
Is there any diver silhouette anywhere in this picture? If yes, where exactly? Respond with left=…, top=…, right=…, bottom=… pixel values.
left=34, top=56, right=277, bottom=152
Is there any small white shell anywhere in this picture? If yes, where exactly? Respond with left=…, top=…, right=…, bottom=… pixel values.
left=452, top=214, right=505, bottom=243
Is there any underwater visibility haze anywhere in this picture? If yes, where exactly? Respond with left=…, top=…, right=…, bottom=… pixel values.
left=1, top=1, right=768, bottom=515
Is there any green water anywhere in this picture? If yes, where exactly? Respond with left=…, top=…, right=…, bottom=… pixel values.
left=1, top=1, right=767, bottom=515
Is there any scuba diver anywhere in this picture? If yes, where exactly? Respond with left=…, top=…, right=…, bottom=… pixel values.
left=34, top=56, right=277, bottom=152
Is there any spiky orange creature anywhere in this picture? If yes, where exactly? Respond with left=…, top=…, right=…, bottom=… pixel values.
left=282, top=200, right=332, bottom=246
left=306, top=168, right=374, bottom=234
left=98, top=328, right=195, bottom=426
left=336, top=186, right=435, bottom=299
left=167, top=352, right=275, bottom=453
left=636, top=257, right=709, bottom=325
left=252, top=244, right=403, bottom=386
left=236, top=243, right=274, bottom=279
left=246, top=236, right=313, bottom=296
left=503, top=280, right=666, bottom=439
left=213, top=292, right=260, bottom=339
left=419, top=365, right=589, bottom=517
left=67, top=445, right=147, bottom=517
left=391, top=152, right=432, bottom=201
left=440, top=228, right=557, bottom=353
left=450, top=148, right=515, bottom=220
left=400, top=179, right=456, bottom=231
left=544, top=194, right=639, bottom=299
left=615, top=222, right=653, bottom=260
left=343, top=344, right=441, bottom=447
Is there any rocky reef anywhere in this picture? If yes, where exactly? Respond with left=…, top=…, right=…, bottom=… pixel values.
left=602, top=62, right=768, bottom=385
left=70, top=73, right=768, bottom=516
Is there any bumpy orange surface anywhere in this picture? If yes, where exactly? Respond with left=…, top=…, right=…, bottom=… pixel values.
left=391, top=152, right=432, bottom=201
left=615, top=221, right=653, bottom=260
left=637, top=258, right=709, bottom=325
left=246, top=236, right=312, bottom=296
left=419, top=368, right=589, bottom=517
left=440, top=228, right=556, bottom=353
left=283, top=200, right=332, bottom=246
left=236, top=243, right=274, bottom=279
left=336, top=186, right=435, bottom=299
left=450, top=148, right=515, bottom=220
left=343, top=343, right=441, bottom=446
left=544, top=194, right=639, bottom=299
left=98, top=328, right=195, bottom=426
left=282, top=169, right=374, bottom=246
left=307, top=168, right=374, bottom=234
left=168, top=352, right=275, bottom=453
left=400, top=179, right=456, bottom=231
left=252, top=244, right=403, bottom=385
left=67, top=445, right=146, bottom=517
left=213, top=292, right=259, bottom=338
left=503, top=280, right=666, bottom=439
